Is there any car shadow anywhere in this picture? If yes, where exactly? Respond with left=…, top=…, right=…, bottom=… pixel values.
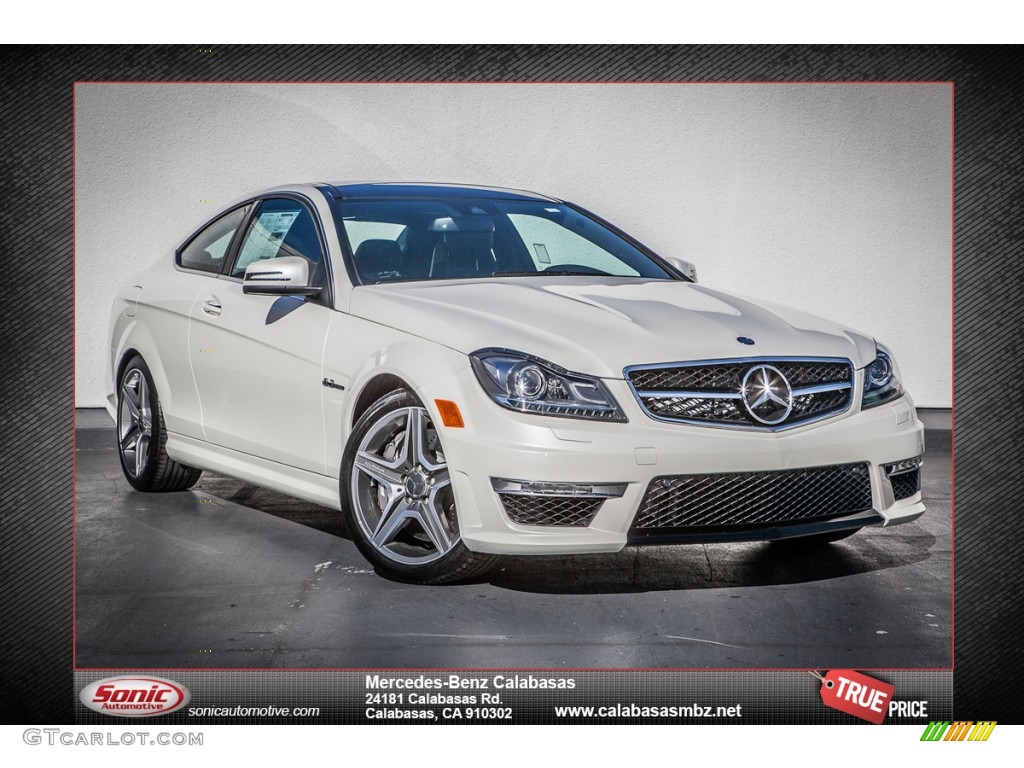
left=192, top=471, right=936, bottom=595
left=482, top=527, right=936, bottom=594
left=192, top=474, right=351, bottom=539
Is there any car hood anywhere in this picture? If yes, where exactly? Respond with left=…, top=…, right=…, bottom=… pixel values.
left=349, top=277, right=878, bottom=378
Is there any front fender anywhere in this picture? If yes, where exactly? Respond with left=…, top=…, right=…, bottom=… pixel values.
left=321, top=314, right=471, bottom=478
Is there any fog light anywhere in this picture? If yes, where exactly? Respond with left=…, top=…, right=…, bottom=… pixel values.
left=491, top=478, right=628, bottom=527
left=884, top=457, right=922, bottom=501
left=884, top=457, right=922, bottom=476
left=491, top=478, right=627, bottom=498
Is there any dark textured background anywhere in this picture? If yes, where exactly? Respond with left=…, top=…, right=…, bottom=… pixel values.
left=0, top=44, right=1019, bottom=724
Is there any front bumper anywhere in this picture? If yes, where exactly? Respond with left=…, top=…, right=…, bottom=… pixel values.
left=416, top=372, right=926, bottom=555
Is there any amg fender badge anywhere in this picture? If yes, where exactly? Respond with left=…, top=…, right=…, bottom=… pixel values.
left=322, top=378, right=345, bottom=391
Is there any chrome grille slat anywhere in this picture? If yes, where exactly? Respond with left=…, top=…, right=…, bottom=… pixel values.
left=625, top=357, right=854, bottom=430
left=643, top=396, right=749, bottom=422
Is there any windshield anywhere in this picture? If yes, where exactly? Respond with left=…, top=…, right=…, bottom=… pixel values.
left=332, top=198, right=675, bottom=284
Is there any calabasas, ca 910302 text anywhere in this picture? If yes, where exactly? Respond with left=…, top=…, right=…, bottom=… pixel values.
left=363, top=676, right=744, bottom=723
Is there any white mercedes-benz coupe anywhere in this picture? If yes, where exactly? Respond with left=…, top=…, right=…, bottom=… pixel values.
left=107, top=182, right=925, bottom=583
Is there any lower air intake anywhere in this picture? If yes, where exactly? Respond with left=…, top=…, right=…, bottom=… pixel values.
left=499, top=495, right=604, bottom=527
left=630, top=462, right=873, bottom=536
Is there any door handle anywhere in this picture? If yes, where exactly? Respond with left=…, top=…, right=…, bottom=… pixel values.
left=202, top=296, right=222, bottom=316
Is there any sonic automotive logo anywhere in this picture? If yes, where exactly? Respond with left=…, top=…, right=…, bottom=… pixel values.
left=920, top=721, right=997, bottom=742
left=80, top=676, right=190, bottom=717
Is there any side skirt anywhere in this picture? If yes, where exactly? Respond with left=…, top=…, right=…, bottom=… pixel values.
left=166, top=432, right=342, bottom=510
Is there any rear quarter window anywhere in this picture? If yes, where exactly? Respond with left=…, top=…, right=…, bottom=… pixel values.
left=178, top=206, right=248, bottom=274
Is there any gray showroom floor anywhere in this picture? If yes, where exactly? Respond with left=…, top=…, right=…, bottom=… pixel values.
left=75, top=410, right=952, bottom=670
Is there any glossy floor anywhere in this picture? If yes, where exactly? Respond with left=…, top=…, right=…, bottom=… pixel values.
left=75, top=418, right=952, bottom=669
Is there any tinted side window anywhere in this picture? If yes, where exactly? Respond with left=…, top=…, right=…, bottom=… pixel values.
left=232, top=198, right=325, bottom=279
left=179, top=207, right=248, bottom=274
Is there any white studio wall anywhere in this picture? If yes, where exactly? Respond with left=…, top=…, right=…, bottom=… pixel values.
left=75, top=83, right=951, bottom=408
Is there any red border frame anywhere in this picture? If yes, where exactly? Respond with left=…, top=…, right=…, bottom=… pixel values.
left=72, top=79, right=956, bottom=675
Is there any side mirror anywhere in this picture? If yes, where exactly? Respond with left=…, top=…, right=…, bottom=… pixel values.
left=242, top=256, right=321, bottom=296
left=664, top=256, right=698, bottom=283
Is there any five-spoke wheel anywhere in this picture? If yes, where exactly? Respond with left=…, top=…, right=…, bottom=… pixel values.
left=116, top=355, right=201, bottom=492
left=351, top=405, right=457, bottom=564
left=118, top=367, right=153, bottom=480
left=342, top=390, right=498, bottom=583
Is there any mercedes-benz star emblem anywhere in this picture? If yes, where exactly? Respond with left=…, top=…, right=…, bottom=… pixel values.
left=741, top=364, right=794, bottom=425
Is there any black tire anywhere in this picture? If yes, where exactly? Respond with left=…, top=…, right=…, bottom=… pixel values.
left=116, top=355, right=202, bottom=492
left=341, top=389, right=499, bottom=584
left=771, top=527, right=862, bottom=546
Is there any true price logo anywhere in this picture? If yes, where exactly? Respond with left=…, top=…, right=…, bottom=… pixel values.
left=816, top=670, right=894, bottom=724
left=79, top=676, right=190, bottom=717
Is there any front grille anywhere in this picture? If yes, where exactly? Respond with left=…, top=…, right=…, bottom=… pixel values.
left=626, top=358, right=853, bottom=430
left=499, top=494, right=604, bottom=527
left=638, top=396, right=748, bottom=423
left=630, top=462, right=873, bottom=535
left=889, top=469, right=920, bottom=500
left=628, top=361, right=850, bottom=392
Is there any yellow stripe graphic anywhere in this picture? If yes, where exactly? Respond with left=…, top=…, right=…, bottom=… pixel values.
left=969, top=721, right=997, bottom=742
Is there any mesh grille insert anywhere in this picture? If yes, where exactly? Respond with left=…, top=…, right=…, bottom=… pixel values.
left=890, top=469, right=920, bottom=501
left=630, top=462, right=873, bottom=534
left=500, top=494, right=604, bottom=527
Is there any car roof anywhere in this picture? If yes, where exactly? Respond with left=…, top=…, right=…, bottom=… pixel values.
left=313, top=182, right=559, bottom=203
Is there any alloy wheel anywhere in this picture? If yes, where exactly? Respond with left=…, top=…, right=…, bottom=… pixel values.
left=118, top=368, right=153, bottom=478
left=349, top=406, right=458, bottom=565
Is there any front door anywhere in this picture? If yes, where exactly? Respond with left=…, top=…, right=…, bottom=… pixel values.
left=188, top=196, right=332, bottom=474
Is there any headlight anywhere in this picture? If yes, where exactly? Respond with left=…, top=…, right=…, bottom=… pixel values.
left=470, top=349, right=627, bottom=422
left=862, top=344, right=904, bottom=408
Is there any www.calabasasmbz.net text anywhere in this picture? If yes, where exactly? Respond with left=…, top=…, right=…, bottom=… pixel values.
left=555, top=703, right=743, bottom=718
